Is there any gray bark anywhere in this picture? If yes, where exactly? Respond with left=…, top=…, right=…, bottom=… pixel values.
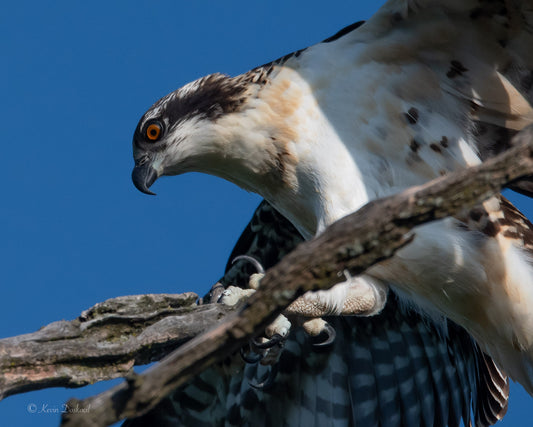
left=1, top=127, right=532, bottom=427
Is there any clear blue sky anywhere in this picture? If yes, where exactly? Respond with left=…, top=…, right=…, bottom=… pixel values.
left=1, top=1, right=531, bottom=426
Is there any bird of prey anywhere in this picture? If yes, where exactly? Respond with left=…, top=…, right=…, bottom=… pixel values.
left=131, top=0, right=533, bottom=423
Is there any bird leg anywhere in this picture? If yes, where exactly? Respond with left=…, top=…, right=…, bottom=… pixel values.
left=220, top=257, right=389, bottom=362
left=283, top=272, right=388, bottom=347
left=286, top=271, right=389, bottom=318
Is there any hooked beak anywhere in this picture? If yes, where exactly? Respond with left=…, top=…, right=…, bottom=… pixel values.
left=132, top=161, right=158, bottom=195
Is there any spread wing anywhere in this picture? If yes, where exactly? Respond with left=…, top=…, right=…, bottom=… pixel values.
left=124, top=201, right=509, bottom=427
left=363, top=0, right=533, bottom=195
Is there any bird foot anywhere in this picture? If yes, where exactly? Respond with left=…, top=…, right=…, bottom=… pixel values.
left=220, top=284, right=290, bottom=365
left=221, top=258, right=389, bottom=366
left=219, top=285, right=256, bottom=306
left=219, top=256, right=290, bottom=365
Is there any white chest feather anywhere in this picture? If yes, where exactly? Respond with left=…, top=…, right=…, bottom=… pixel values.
left=258, top=45, right=480, bottom=238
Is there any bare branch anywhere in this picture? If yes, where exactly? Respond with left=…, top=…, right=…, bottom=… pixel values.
left=60, top=126, right=533, bottom=426
left=0, top=293, right=234, bottom=399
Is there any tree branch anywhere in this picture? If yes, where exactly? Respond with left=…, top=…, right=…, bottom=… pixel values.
left=0, top=293, right=234, bottom=399
left=57, top=126, right=533, bottom=427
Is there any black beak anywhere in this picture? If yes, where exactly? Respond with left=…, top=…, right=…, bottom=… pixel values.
left=132, top=162, right=158, bottom=195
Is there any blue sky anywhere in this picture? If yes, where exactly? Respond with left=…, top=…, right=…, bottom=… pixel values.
left=1, top=1, right=531, bottom=426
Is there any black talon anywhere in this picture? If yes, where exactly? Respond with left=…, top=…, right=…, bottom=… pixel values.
left=231, top=255, right=265, bottom=274
left=249, top=364, right=279, bottom=390
left=209, top=282, right=226, bottom=304
left=311, top=322, right=337, bottom=347
left=252, top=333, right=284, bottom=350
left=240, top=345, right=263, bottom=364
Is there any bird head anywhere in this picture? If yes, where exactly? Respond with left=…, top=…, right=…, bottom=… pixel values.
left=131, top=73, right=252, bottom=195
left=131, top=67, right=315, bottom=237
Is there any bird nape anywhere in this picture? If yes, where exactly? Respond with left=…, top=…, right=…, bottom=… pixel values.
left=130, top=0, right=533, bottom=425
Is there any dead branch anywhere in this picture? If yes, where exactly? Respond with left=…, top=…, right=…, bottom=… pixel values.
left=58, top=126, right=533, bottom=427
left=0, top=292, right=234, bottom=399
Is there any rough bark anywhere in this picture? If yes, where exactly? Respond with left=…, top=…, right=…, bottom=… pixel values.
left=55, top=126, right=533, bottom=426
left=0, top=127, right=531, bottom=426
left=0, top=293, right=234, bottom=399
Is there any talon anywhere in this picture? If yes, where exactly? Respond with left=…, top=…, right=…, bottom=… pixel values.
left=240, top=345, right=263, bottom=364
left=311, top=322, right=336, bottom=347
left=249, top=364, right=279, bottom=390
left=231, top=255, right=265, bottom=274
left=252, top=333, right=284, bottom=350
left=207, top=282, right=225, bottom=304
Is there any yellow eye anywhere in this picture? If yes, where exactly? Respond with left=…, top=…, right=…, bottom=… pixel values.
left=146, top=122, right=162, bottom=141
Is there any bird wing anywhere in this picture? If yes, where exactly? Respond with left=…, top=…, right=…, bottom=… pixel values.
left=123, top=201, right=509, bottom=427
left=361, top=0, right=533, bottom=195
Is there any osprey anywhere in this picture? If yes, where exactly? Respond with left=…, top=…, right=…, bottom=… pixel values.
left=132, top=0, right=533, bottom=414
